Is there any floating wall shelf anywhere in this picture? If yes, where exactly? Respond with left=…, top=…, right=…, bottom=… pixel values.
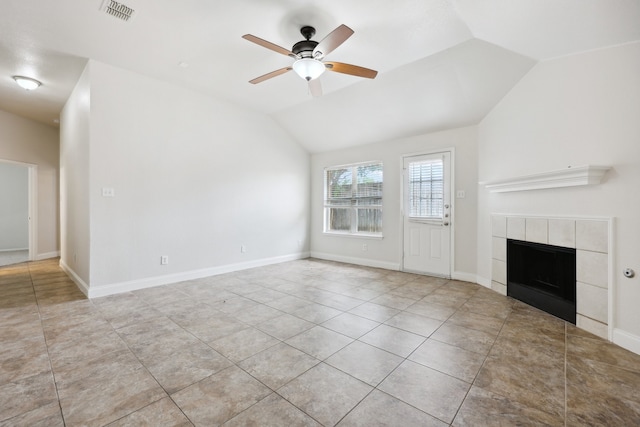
left=481, top=165, right=611, bottom=193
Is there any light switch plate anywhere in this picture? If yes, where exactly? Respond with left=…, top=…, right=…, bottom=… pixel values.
left=102, top=187, right=115, bottom=197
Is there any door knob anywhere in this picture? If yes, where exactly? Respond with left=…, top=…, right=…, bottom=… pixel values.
left=443, top=221, right=449, bottom=226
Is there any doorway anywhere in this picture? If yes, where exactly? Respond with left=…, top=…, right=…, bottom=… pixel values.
left=402, top=150, right=453, bottom=278
left=0, top=160, right=36, bottom=267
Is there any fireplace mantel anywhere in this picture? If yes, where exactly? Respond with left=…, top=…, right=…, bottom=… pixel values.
left=481, top=165, right=610, bottom=193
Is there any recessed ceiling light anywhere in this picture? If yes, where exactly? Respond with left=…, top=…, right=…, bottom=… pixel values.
left=13, top=76, right=42, bottom=91
left=178, top=61, right=189, bottom=68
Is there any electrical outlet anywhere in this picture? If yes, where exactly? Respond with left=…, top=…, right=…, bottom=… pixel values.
left=102, top=187, right=115, bottom=197
left=362, top=243, right=368, bottom=252
left=297, top=239, right=302, bottom=248
left=241, top=245, right=247, bottom=253
left=161, top=256, right=169, bottom=265
left=456, top=190, right=465, bottom=199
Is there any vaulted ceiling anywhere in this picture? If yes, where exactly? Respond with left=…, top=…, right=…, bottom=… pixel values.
left=1, top=0, right=639, bottom=152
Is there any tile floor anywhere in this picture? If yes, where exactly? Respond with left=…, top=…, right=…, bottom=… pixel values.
left=1, top=258, right=640, bottom=426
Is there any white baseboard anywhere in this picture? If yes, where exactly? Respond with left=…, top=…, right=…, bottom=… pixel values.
left=452, top=271, right=478, bottom=283
left=84, top=251, right=310, bottom=298
left=613, top=328, right=640, bottom=356
left=0, top=247, right=28, bottom=252
left=310, top=251, right=400, bottom=272
left=476, top=275, right=492, bottom=288
left=59, top=260, right=90, bottom=297
left=36, top=251, right=60, bottom=261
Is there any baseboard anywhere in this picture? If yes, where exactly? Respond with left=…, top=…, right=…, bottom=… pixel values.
left=476, top=275, right=492, bottom=288
left=36, top=251, right=60, bottom=261
left=452, top=271, right=478, bottom=283
left=0, top=247, right=28, bottom=252
left=59, top=260, right=90, bottom=297
left=310, top=251, right=400, bottom=271
left=85, top=251, right=310, bottom=298
left=613, top=328, right=640, bottom=356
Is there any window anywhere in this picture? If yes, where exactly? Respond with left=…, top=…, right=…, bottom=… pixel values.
left=324, top=162, right=383, bottom=236
left=408, top=158, right=443, bottom=219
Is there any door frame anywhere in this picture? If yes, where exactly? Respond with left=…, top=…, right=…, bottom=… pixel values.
left=399, top=147, right=455, bottom=277
left=0, top=159, right=37, bottom=262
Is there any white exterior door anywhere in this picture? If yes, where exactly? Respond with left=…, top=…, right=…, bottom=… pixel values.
left=402, top=152, right=452, bottom=277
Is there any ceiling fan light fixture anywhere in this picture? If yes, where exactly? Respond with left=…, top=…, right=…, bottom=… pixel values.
left=13, top=76, right=42, bottom=91
left=292, top=58, right=326, bottom=81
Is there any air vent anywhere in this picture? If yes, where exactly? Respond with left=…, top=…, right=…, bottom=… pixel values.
left=102, top=0, right=134, bottom=21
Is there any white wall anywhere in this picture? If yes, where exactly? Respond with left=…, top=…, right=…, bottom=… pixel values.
left=60, top=63, right=92, bottom=283
left=477, top=42, right=640, bottom=351
left=61, top=60, right=310, bottom=294
left=310, top=126, right=478, bottom=279
left=0, top=109, right=59, bottom=258
left=0, top=162, right=28, bottom=250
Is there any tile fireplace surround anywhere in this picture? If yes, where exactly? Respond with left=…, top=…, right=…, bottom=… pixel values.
left=491, top=215, right=610, bottom=339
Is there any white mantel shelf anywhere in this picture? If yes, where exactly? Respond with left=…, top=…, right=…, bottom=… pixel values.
left=481, top=165, right=611, bottom=193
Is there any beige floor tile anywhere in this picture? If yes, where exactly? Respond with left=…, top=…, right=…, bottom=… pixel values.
left=384, top=311, right=443, bottom=337
left=285, top=326, right=353, bottom=360
left=107, top=397, right=193, bottom=427
left=232, top=304, right=283, bottom=325
left=325, top=340, right=403, bottom=386
left=223, top=392, right=321, bottom=427
left=209, top=327, right=280, bottom=363
left=238, top=342, right=319, bottom=389
left=337, top=389, right=447, bottom=427
left=171, top=366, right=271, bottom=426
left=409, top=339, right=485, bottom=383
left=277, top=363, right=372, bottom=427
left=370, top=293, right=416, bottom=310
left=430, top=323, right=497, bottom=355
left=348, top=302, right=401, bottom=322
left=359, top=324, right=425, bottom=357
left=256, top=313, right=315, bottom=340
left=404, top=300, right=456, bottom=321
left=379, top=360, right=470, bottom=424
left=0, top=402, right=64, bottom=427
left=55, top=349, right=166, bottom=426
left=0, top=372, right=58, bottom=423
left=322, top=312, right=380, bottom=338
left=290, top=302, right=342, bottom=323
left=566, top=355, right=640, bottom=425
left=453, top=386, right=563, bottom=426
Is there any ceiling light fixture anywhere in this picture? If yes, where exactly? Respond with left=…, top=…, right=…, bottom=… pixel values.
left=13, top=76, right=42, bottom=91
left=292, top=58, right=326, bottom=81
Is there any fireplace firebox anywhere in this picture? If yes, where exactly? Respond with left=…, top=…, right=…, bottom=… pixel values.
left=507, top=239, right=576, bottom=323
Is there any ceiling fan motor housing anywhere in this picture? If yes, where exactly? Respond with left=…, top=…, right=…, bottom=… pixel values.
left=292, top=26, right=318, bottom=58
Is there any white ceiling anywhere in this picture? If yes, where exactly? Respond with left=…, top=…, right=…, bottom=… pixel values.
left=1, top=0, right=639, bottom=152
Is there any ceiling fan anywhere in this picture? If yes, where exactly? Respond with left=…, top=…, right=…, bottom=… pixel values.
left=242, top=24, right=378, bottom=97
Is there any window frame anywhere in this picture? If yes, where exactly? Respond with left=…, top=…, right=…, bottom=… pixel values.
left=323, top=161, right=383, bottom=238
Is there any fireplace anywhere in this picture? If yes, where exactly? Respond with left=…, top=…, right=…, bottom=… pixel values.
left=507, top=239, right=576, bottom=323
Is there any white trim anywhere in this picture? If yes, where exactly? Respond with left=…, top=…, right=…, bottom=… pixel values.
left=452, top=271, right=478, bottom=284
left=613, top=328, right=640, bottom=356
left=310, top=251, right=400, bottom=271
left=80, top=252, right=310, bottom=298
left=35, top=251, right=60, bottom=261
left=481, top=165, right=610, bottom=193
left=476, top=275, right=492, bottom=288
left=27, top=165, right=37, bottom=262
left=0, top=248, right=28, bottom=252
left=59, top=259, right=90, bottom=297
left=322, top=232, right=383, bottom=240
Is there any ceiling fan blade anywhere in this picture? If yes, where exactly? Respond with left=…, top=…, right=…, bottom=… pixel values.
left=313, top=24, right=354, bottom=59
left=242, top=34, right=296, bottom=58
left=309, top=79, right=322, bottom=97
left=325, top=61, right=378, bottom=79
left=249, top=67, right=292, bottom=84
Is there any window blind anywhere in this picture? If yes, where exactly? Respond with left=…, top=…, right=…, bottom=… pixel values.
left=408, top=158, right=444, bottom=219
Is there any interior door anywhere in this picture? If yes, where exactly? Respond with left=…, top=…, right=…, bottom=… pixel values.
left=402, top=152, right=451, bottom=277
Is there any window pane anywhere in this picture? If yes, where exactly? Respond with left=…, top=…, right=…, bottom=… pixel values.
left=356, top=163, right=383, bottom=199
left=326, top=208, right=351, bottom=232
left=325, top=168, right=352, bottom=202
left=409, top=159, right=443, bottom=219
left=357, top=208, right=382, bottom=233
